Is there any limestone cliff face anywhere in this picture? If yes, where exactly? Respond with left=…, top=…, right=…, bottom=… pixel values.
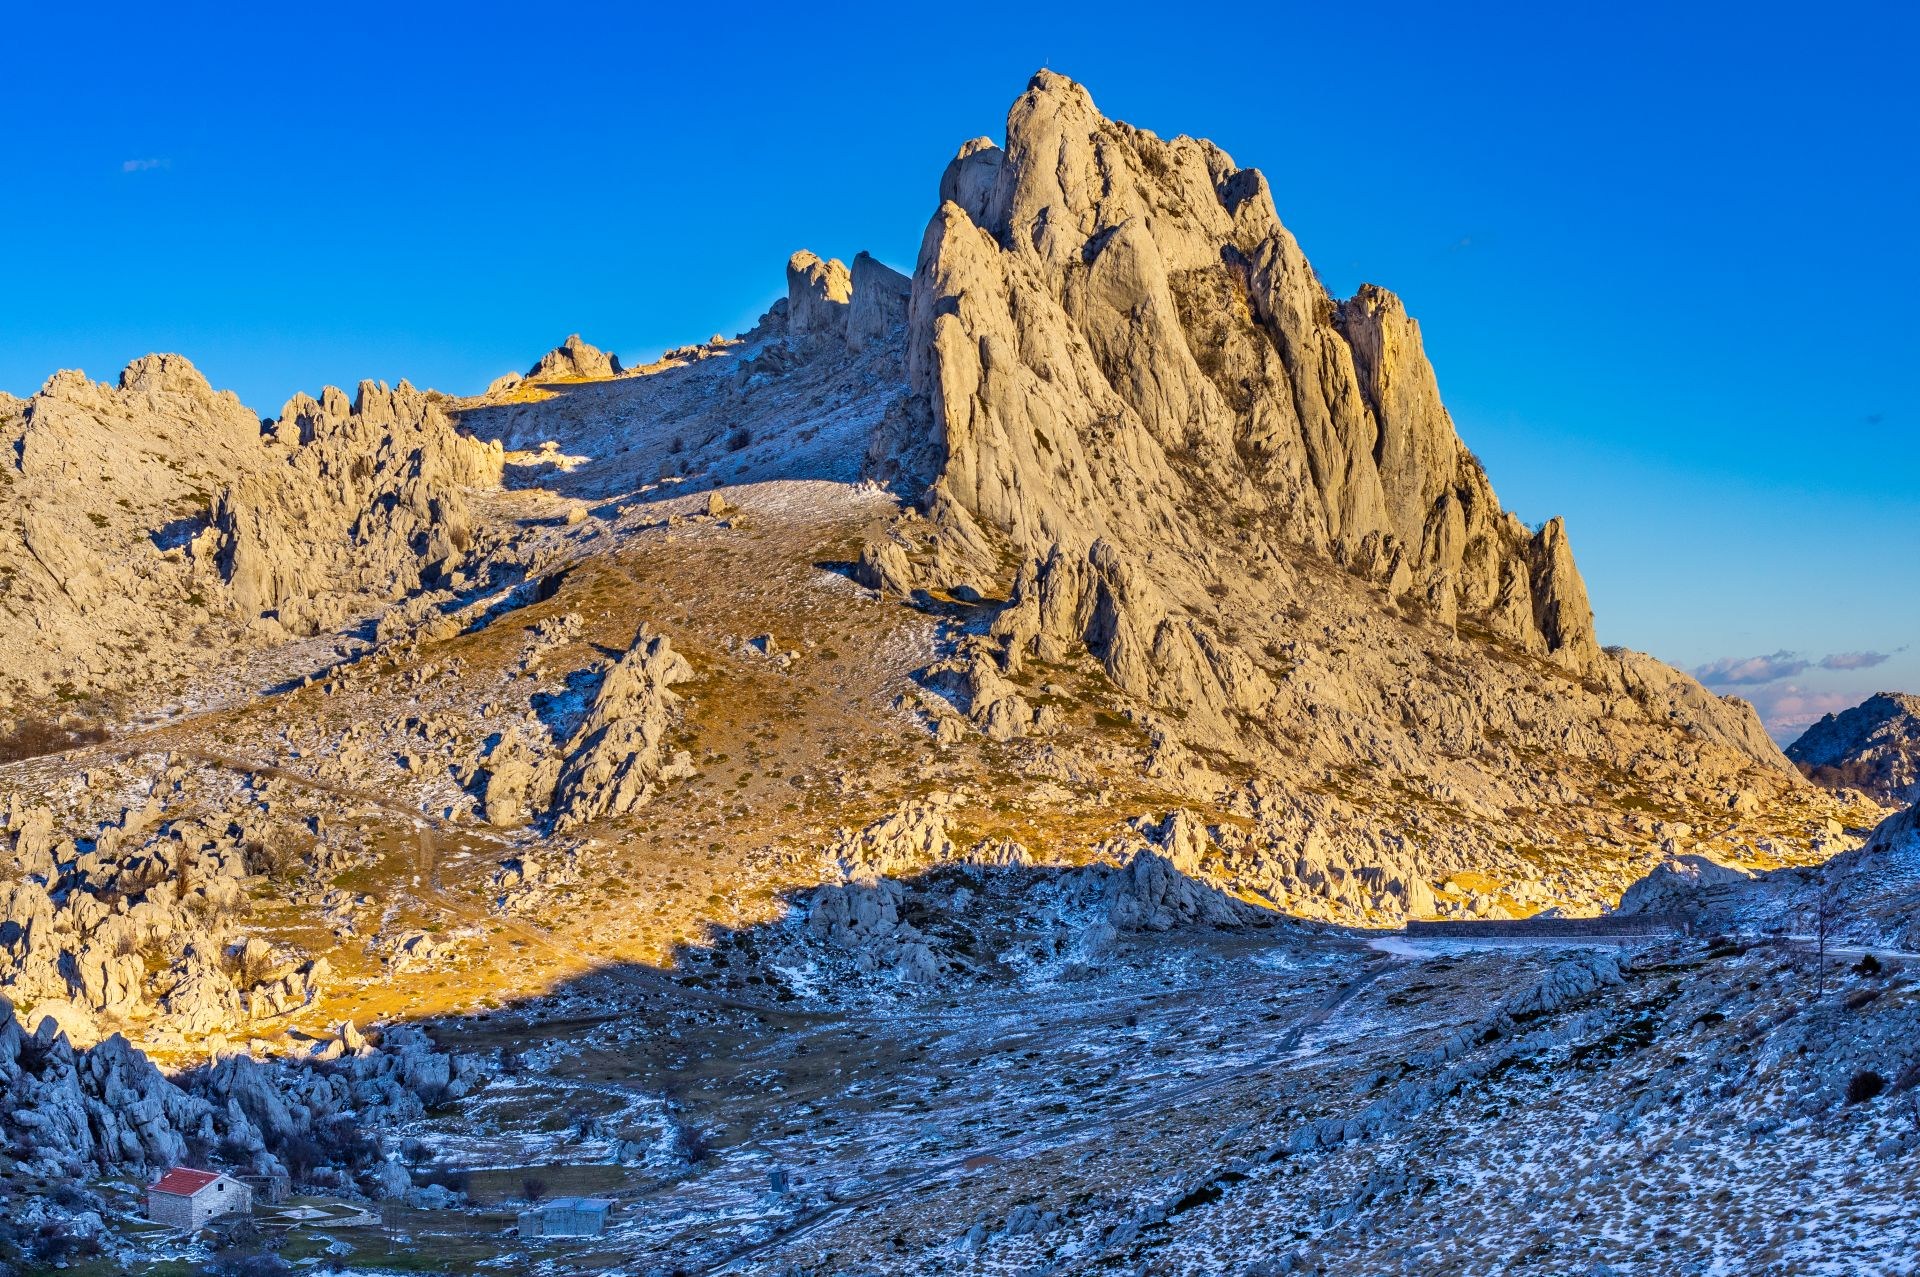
left=0, top=357, right=266, bottom=705
left=215, top=380, right=504, bottom=635
left=898, top=70, right=1596, bottom=671
left=859, top=71, right=1798, bottom=783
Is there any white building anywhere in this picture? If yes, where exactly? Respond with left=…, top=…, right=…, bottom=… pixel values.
left=146, top=1168, right=253, bottom=1230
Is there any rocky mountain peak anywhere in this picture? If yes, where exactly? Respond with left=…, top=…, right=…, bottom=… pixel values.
left=527, top=334, right=622, bottom=382
left=1788, top=691, right=1920, bottom=807
left=116, top=352, right=226, bottom=400
left=878, top=68, right=1617, bottom=760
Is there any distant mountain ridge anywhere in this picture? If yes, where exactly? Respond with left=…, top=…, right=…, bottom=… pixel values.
left=1788, top=691, right=1920, bottom=807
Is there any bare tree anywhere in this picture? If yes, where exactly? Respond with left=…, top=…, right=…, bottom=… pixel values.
left=1803, top=875, right=1842, bottom=1000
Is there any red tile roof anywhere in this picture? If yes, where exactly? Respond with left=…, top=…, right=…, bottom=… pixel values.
left=151, top=1168, right=223, bottom=1196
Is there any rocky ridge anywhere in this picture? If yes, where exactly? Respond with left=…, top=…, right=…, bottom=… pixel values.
left=0, top=358, right=507, bottom=713
left=1788, top=691, right=1920, bottom=807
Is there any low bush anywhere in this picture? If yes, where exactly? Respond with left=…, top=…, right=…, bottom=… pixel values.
left=1847, top=1071, right=1887, bottom=1104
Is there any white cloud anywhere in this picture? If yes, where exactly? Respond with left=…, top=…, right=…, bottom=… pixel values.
left=1695, top=650, right=1809, bottom=687
left=1818, top=650, right=1890, bottom=671
left=121, top=158, right=170, bottom=173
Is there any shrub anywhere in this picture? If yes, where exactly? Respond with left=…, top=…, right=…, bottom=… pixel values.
left=1847, top=1071, right=1887, bottom=1104
left=318, top=1115, right=381, bottom=1171
left=669, top=1123, right=710, bottom=1165
left=1853, top=953, right=1882, bottom=976
left=522, top=1176, right=549, bottom=1203
left=48, top=1182, right=93, bottom=1211
left=277, top=1135, right=325, bottom=1182
left=28, top=1224, right=103, bottom=1265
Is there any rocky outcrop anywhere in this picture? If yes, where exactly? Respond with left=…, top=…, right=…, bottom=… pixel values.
left=0, top=357, right=265, bottom=704
left=0, top=786, right=349, bottom=1045
left=824, top=798, right=959, bottom=882
left=847, top=252, right=913, bottom=351
left=803, top=879, right=942, bottom=984
left=215, top=379, right=504, bottom=634
left=893, top=71, right=1598, bottom=670
left=1, top=975, right=488, bottom=1187
left=1787, top=692, right=1920, bottom=807
left=527, top=334, right=622, bottom=382
left=1081, top=847, right=1260, bottom=933
left=480, top=729, right=561, bottom=827
left=782, top=250, right=911, bottom=353
left=855, top=69, right=1788, bottom=798
left=1614, top=852, right=1754, bottom=917
left=785, top=251, right=854, bottom=342
left=0, top=352, right=512, bottom=709
left=0, top=1002, right=226, bottom=1174
left=549, top=628, right=697, bottom=830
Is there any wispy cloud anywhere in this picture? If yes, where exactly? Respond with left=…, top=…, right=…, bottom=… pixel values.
left=121, top=157, right=170, bottom=173
left=1695, top=648, right=1893, bottom=689
left=1694, top=648, right=1896, bottom=741
left=1695, top=650, right=1808, bottom=687
left=1818, top=650, right=1890, bottom=671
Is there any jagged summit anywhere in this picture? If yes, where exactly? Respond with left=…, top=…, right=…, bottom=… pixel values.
left=0, top=354, right=503, bottom=706
left=1788, top=691, right=1920, bottom=807
left=528, top=333, right=622, bottom=382
left=880, top=70, right=1598, bottom=674
left=856, top=69, right=1789, bottom=791
left=784, top=249, right=911, bottom=349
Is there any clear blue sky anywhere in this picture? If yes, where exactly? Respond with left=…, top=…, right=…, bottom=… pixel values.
left=4, top=2, right=1914, bottom=741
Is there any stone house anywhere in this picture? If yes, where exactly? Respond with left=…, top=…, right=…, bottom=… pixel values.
left=146, top=1167, right=253, bottom=1229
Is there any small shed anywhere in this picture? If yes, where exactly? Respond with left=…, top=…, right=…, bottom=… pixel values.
left=518, top=1197, right=613, bottom=1238
left=147, top=1168, right=253, bottom=1229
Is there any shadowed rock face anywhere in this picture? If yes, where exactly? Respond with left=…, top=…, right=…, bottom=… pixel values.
left=896, top=70, right=1597, bottom=673
left=1788, top=692, right=1920, bottom=807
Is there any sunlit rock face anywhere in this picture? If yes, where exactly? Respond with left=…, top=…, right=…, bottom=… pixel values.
left=527, top=334, right=623, bottom=382
left=863, top=69, right=1792, bottom=799
left=897, top=70, right=1598, bottom=674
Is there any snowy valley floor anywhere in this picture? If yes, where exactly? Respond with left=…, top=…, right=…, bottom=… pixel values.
left=84, top=926, right=1899, bottom=1277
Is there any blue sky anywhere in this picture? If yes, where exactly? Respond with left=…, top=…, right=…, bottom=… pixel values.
left=3, top=2, right=1914, bottom=741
